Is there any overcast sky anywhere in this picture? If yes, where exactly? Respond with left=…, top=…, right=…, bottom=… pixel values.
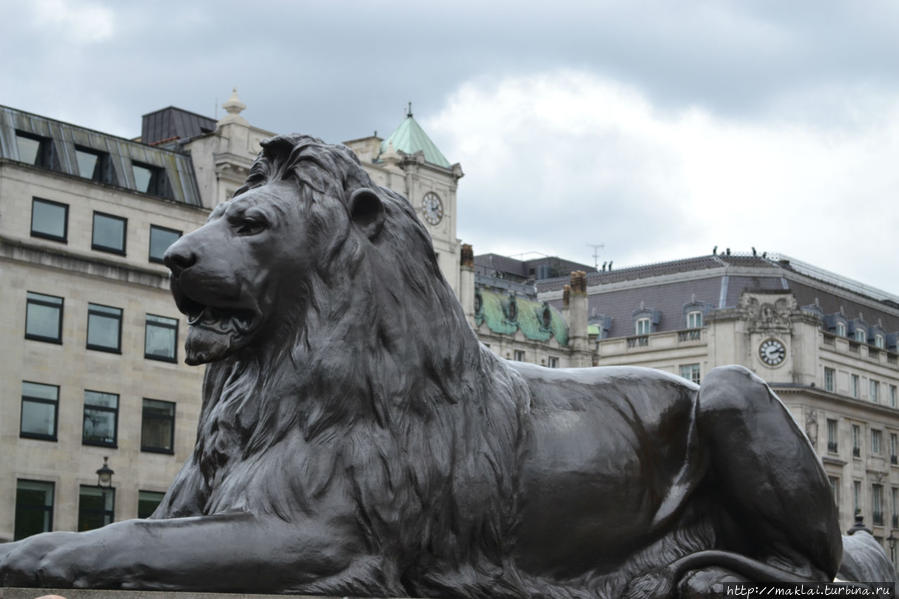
left=3, top=0, right=898, bottom=294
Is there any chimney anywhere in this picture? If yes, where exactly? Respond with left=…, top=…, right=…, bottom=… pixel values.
left=568, top=271, right=590, bottom=367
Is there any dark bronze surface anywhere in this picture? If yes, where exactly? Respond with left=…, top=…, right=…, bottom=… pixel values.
left=0, top=135, right=889, bottom=596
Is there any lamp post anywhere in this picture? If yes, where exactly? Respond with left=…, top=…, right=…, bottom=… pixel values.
left=96, top=456, right=114, bottom=488
left=888, top=532, right=897, bottom=573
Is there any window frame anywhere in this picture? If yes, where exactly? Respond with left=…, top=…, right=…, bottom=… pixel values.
left=86, top=303, right=123, bottom=354
left=91, top=211, right=128, bottom=256
left=513, top=349, right=526, bottom=362
left=30, top=197, right=69, bottom=243
left=836, top=322, right=847, bottom=337
left=852, top=424, right=861, bottom=457
left=144, top=314, right=178, bottom=363
left=872, top=429, right=883, bottom=455
left=855, top=328, right=867, bottom=343
left=679, top=363, right=701, bottom=385
left=824, top=367, right=835, bottom=393
left=851, top=374, right=860, bottom=399
left=141, top=398, right=176, bottom=454
left=14, top=479, right=55, bottom=540
left=20, top=381, right=59, bottom=441
left=148, top=225, right=182, bottom=264
left=138, top=490, right=166, bottom=518
left=635, top=317, right=651, bottom=336
left=826, top=418, right=838, bottom=453
left=871, top=379, right=880, bottom=403
left=686, top=310, right=702, bottom=329
left=82, top=390, right=119, bottom=448
left=16, top=131, right=54, bottom=168
left=25, top=291, right=64, bottom=344
left=78, top=485, right=115, bottom=531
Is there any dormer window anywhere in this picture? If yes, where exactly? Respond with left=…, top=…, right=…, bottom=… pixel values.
left=874, top=334, right=885, bottom=349
left=854, top=328, right=866, bottom=343
left=836, top=322, right=847, bottom=337
left=132, top=161, right=171, bottom=198
left=635, top=318, right=651, bottom=335
left=75, top=146, right=114, bottom=184
left=686, top=311, right=702, bottom=329
left=15, top=131, right=56, bottom=169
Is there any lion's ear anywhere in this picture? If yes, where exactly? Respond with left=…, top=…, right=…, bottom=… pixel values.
left=349, top=188, right=384, bottom=240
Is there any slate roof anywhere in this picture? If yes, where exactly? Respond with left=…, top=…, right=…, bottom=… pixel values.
left=379, top=114, right=451, bottom=168
left=535, top=253, right=899, bottom=340
left=0, top=105, right=203, bottom=206
left=141, top=107, right=217, bottom=146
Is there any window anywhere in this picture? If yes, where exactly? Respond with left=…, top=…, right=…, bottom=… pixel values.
left=78, top=485, right=114, bottom=531
left=15, top=480, right=54, bottom=540
left=82, top=390, right=118, bottom=447
left=142, top=399, right=175, bottom=453
left=871, top=380, right=880, bottom=403
left=635, top=318, right=651, bottom=335
left=132, top=161, right=169, bottom=197
left=149, top=225, right=181, bottom=263
left=20, top=381, right=59, bottom=440
left=892, top=385, right=898, bottom=408
left=91, top=212, right=127, bottom=255
left=513, top=349, right=526, bottom=362
left=875, top=334, right=885, bottom=349
left=872, top=429, right=883, bottom=454
left=826, top=419, right=838, bottom=453
left=828, top=476, right=839, bottom=507
left=824, top=367, right=835, bottom=393
left=548, top=356, right=559, bottom=368
left=853, top=480, right=861, bottom=512
left=25, top=291, right=64, bottom=343
left=851, top=374, right=860, bottom=398
left=855, top=328, right=867, bottom=343
left=891, top=433, right=898, bottom=465
left=16, top=131, right=53, bottom=167
left=145, top=314, right=178, bottom=362
left=836, top=322, right=847, bottom=337
left=686, top=310, right=702, bottom=329
left=138, top=490, right=165, bottom=518
left=873, top=484, right=884, bottom=526
left=30, top=198, right=68, bottom=242
left=679, top=363, right=701, bottom=384
left=852, top=424, right=861, bottom=457
left=893, top=488, right=899, bottom=528
left=86, top=303, right=122, bottom=353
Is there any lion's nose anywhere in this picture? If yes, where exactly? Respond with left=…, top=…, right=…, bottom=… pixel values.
left=163, top=238, right=197, bottom=276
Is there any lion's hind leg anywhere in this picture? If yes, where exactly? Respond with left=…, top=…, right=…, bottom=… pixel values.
left=695, top=365, right=841, bottom=580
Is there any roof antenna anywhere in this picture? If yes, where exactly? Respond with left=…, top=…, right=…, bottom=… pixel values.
left=407, top=101, right=413, bottom=118
left=587, top=243, right=605, bottom=270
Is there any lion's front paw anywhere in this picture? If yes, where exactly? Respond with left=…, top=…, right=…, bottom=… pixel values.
left=0, top=532, right=79, bottom=587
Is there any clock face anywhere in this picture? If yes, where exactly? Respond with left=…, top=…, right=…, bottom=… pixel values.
left=759, top=338, right=786, bottom=367
left=421, top=192, right=444, bottom=226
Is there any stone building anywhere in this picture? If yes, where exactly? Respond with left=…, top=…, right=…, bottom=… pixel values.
left=536, top=252, right=899, bottom=565
left=0, top=93, right=267, bottom=541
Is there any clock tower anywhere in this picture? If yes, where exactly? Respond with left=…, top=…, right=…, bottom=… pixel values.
left=344, top=107, right=464, bottom=295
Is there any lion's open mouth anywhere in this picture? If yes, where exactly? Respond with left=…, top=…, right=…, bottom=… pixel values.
left=174, top=291, right=262, bottom=365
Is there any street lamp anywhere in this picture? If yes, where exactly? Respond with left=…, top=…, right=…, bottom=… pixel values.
left=96, top=456, right=114, bottom=488
left=887, top=532, right=897, bottom=569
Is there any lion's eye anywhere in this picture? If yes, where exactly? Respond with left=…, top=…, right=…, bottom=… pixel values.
left=234, top=218, right=267, bottom=236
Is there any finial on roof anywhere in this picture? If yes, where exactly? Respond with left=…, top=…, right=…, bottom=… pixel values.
left=219, top=88, right=248, bottom=126
left=407, top=101, right=413, bottom=118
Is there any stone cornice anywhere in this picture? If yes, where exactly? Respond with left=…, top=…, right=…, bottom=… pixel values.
left=772, top=383, right=899, bottom=419
left=0, top=235, right=171, bottom=290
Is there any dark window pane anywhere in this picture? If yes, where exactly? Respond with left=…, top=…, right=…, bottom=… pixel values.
left=31, top=199, right=68, bottom=241
left=142, top=399, right=175, bottom=452
left=133, top=164, right=152, bottom=193
left=78, top=486, right=114, bottom=531
left=92, top=212, right=126, bottom=254
left=145, top=314, right=177, bottom=361
left=20, top=381, right=58, bottom=439
left=149, top=226, right=181, bottom=263
left=15, top=480, right=54, bottom=540
left=87, top=304, right=122, bottom=352
left=138, top=491, right=165, bottom=518
left=25, top=292, right=63, bottom=342
left=83, top=390, right=118, bottom=446
left=75, top=149, right=99, bottom=179
left=16, top=135, right=40, bottom=165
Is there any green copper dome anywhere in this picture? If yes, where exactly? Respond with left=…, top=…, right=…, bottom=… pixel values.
left=380, top=113, right=451, bottom=168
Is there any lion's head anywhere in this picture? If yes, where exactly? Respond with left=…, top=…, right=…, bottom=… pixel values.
left=164, top=134, right=457, bottom=367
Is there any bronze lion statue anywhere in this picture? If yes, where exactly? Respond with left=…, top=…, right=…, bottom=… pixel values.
left=0, top=135, right=887, bottom=596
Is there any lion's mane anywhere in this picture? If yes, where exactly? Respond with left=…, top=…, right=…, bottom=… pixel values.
left=157, top=135, right=533, bottom=596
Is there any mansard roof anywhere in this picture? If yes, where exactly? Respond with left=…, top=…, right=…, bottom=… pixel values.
left=0, top=105, right=203, bottom=206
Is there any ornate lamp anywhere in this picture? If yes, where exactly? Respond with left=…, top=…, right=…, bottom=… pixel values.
left=96, top=456, right=114, bottom=488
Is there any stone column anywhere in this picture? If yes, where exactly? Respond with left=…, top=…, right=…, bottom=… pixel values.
left=459, top=243, right=475, bottom=325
